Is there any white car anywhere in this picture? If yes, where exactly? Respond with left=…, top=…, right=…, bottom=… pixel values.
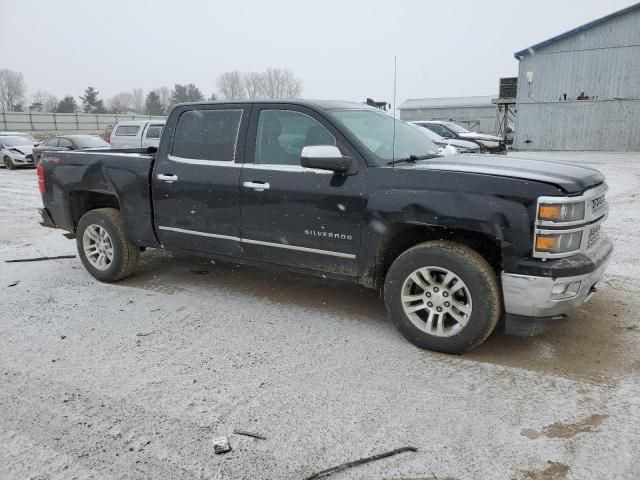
left=0, top=135, right=35, bottom=169
left=110, top=120, right=165, bottom=149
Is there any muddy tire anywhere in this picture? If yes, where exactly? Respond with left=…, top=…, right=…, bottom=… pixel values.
left=384, top=240, right=501, bottom=354
left=4, top=156, right=16, bottom=170
left=76, top=208, right=139, bottom=282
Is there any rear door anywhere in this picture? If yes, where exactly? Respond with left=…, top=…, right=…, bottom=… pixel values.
left=153, top=104, right=250, bottom=256
left=239, top=104, right=365, bottom=276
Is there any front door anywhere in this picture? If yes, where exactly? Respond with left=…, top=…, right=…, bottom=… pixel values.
left=153, top=105, right=250, bottom=256
left=239, top=105, right=365, bottom=277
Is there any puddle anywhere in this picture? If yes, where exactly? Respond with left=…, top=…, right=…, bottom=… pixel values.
left=517, top=461, right=570, bottom=480
left=521, top=413, right=608, bottom=440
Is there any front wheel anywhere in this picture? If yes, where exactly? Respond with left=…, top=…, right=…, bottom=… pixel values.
left=76, top=208, right=140, bottom=282
left=4, top=156, right=16, bottom=170
left=384, top=240, right=501, bottom=353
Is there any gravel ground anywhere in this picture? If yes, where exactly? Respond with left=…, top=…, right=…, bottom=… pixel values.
left=1, top=152, right=639, bottom=480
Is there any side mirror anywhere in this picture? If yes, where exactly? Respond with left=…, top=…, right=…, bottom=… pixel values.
left=300, top=145, right=354, bottom=173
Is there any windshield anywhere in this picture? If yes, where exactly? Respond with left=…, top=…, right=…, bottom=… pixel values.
left=71, top=136, right=111, bottom=148
left=412, top=123, right=445, bottom=141
left=329, top=109, right=439, bottom=166
left=443, top=122, right=470, bottom=133
left=0, top=136, right=32, bottom=147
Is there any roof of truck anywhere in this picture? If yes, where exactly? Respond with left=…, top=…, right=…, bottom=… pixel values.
left=174, top=99, right=380, bottom=111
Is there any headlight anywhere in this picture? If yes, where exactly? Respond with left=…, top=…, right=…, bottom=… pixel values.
left=535, top=231, right=583, bottom=254
left=538, top=202, right=585, bottom=223
left=476, top=140, right=499, bottom=148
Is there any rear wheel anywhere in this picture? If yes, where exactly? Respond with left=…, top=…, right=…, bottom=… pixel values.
left=76, top=208, right=139, bottom=282
left=4, top=156, right=16, bottom=170
left=384, top=240, right=501, bottom=353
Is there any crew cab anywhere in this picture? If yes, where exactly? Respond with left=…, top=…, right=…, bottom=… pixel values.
left=37, top=100, right=612, bottom=353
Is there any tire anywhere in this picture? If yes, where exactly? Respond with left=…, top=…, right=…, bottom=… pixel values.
left=4, top=156, right=16, bottom=170
left=76, top=208, right=140, bottom=282
left=384, top=240, right=501, bottom=354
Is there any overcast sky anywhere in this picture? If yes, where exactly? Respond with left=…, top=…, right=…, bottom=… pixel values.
left=1, top=0, right=634, bottom=108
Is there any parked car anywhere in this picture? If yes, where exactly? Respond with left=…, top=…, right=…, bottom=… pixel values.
left=0, top=135, right=35, bottom=169
left=409, top=122, right=481, bottom=154
left=0, top=131, right=37, bottom=145
left=32, top=135, right=111, bottom=164
left=109, top=120, right=165, bottom=149
left=416, top=121, right=506, bottom=153
left=102, top=124, right=115, bottom=143
left=37, top=100, right=612, bottom=354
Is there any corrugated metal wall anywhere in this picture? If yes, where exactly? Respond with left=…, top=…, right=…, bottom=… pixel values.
left=0, top=112, right=166, bottom=135
left=399, top=106, right=498, bottom=134
left=514, top=7, right=640, bottom=150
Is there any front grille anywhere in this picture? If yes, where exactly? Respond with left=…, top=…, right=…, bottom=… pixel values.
left=591, top=195, right=606, bottom=215
left=587, top=224, right=602, bottom=249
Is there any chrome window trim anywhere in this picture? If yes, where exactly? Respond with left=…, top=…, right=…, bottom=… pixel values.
left=167, top=154, right=243, bottom=166
left=242, top=164, right=332, bottom=174
left=158, top=226, right=355, bottom=259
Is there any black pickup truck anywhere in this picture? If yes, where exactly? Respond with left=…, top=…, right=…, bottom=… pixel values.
left=37, top=100, right=612, bottom=353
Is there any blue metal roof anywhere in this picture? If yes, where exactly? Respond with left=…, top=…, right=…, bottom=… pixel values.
left=514, top=2, right=640, bottom=58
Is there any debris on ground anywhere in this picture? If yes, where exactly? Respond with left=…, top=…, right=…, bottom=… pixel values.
left=233, top=429, right=267, bottom=440
left=304, top=446, right=417, bottom=480
left=213, top=436, right=232, bottom=454
left=135, top=332, right=156, bottom=337
left=7, top=280, right=20, bottom=287
left=5, top=255, right=76, bottom=263
left=191, top=270, right=209, bottom=275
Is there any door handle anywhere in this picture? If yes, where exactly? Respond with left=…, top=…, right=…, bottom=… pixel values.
left=243, top=181, right=270, bottom=191
left=157, top=174, right=178, bottom=183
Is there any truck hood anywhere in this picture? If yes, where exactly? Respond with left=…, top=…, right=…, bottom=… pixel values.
left=399, top=154, right=604, bottom=193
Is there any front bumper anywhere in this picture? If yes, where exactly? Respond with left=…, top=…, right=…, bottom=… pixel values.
left=10, top=153, right=35, bottom=165
left=501, top=235, right=613, bottom=336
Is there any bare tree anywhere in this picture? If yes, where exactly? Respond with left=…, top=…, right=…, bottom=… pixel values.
left=130, top=88, right=145, bottom=113
left=0, top=69, right=26, bottom=111
left=157, top=87, right=171, bottom=110
left=217, top=71, right=246, bottom=100
left=29, top=90, right=58, bottom=112
left=258, top=68, right=302, bottom=99
left=243, top=72, right=263, bottom=99
left=107, top=92, right=133, bottom=114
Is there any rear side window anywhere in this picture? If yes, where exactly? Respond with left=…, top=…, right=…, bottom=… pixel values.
left=145, top=125, right=163, bottom=139
left=114, top=125, right=140, bottom=136
left=171, top=109, right=242, bottom=161
left=58, top=138, right=72, bottom=148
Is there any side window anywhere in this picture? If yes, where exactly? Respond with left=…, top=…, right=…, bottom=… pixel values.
left=255, top=110, right=336, bottom=165
left=58, top=138, right=72, bottom=148
left=114, top=125, right=140, bottom=136
left=172, top=109, right=242, bottom=161
left=145, top=125, right=163, bottom=139
left=45, top=138, right=59, bottom=147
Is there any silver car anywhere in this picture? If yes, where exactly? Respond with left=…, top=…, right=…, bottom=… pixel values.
left=0, top=135, right=35, bottom=169
left=409, top=122, right=481, bottom=153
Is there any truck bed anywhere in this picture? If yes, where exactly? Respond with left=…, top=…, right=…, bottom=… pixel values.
left=39, top=149, right=160, bottom=248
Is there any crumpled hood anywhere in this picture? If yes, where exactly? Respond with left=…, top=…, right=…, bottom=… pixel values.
left=396, top=154, right=605, bottom=193
left=458, top=132, right=503, bottom=142
left=8, top=145, right=33, bottom=155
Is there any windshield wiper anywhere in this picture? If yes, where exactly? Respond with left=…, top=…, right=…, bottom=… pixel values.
left=386, top=153, right=441, bottom=166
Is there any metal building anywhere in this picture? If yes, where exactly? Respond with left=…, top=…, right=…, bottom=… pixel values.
left=398, top=96, right=498, bottom=134
left=514, top=3, right=640, bottom=151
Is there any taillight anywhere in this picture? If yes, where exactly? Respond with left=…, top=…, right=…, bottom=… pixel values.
left=37, top=163, right=46, bottom=193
